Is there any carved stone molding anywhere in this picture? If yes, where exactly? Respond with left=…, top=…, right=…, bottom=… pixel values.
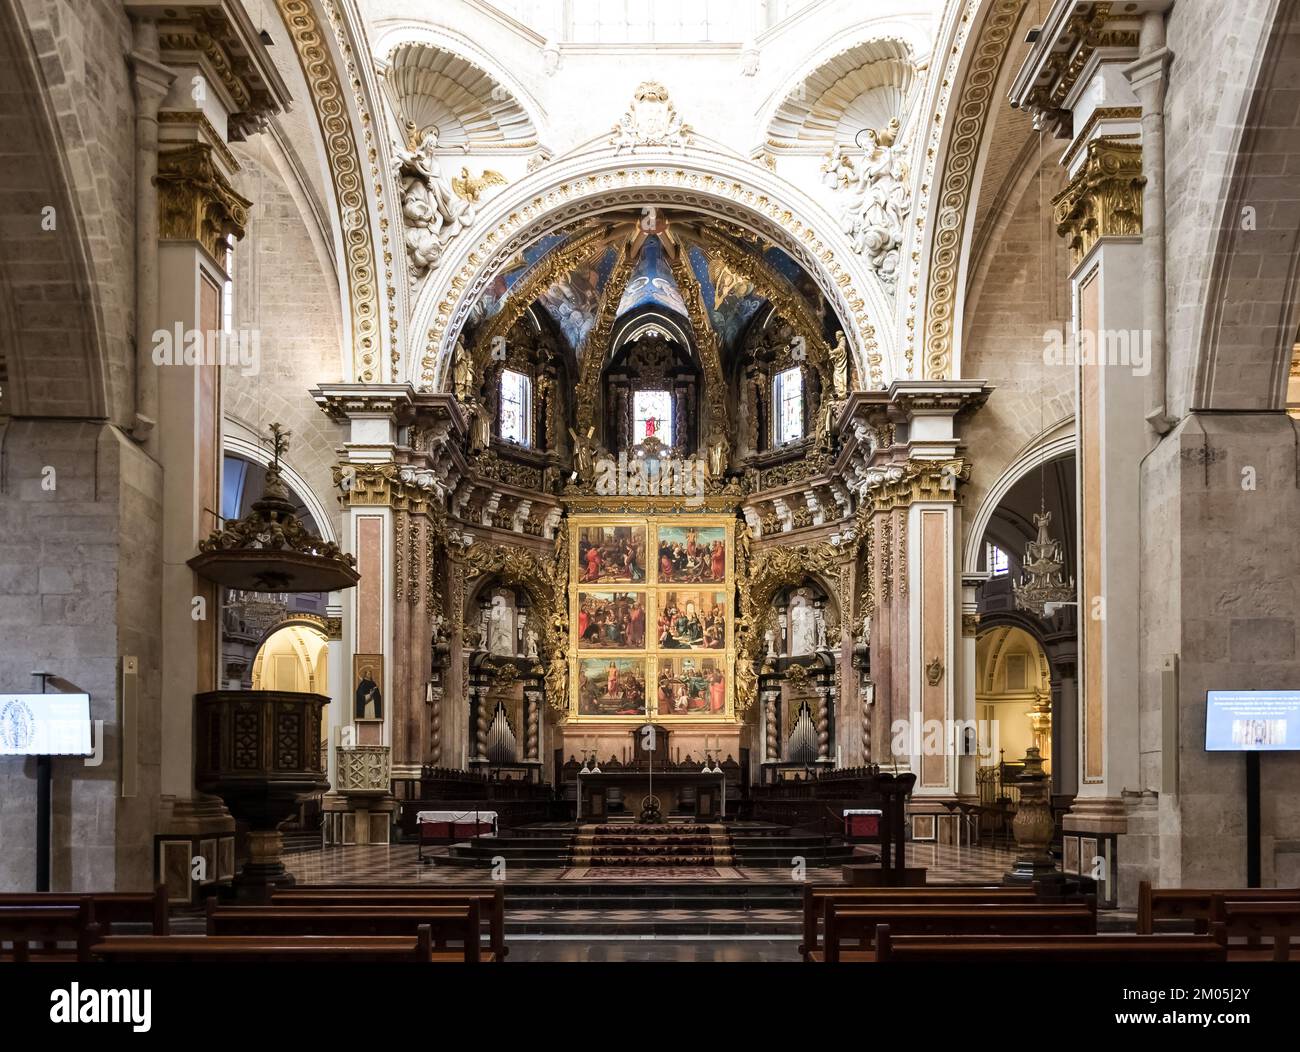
left=1052, top=138, right=1145, bottom=266
left=275, top=0, right=382, bottom=383
left=861, top=458, right=971, bottom=512
left=610, top=81, right=694, bottom=154
left=921, top=0, right=1029, bottom=380
left=156, top=143, right=252, bottom=258
left=418, top=171, right=884, bottom=393
left=336, top=745, right=390, bottom=792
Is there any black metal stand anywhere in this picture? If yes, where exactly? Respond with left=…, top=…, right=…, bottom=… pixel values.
left=32, top=671, right=54, bottom=892
left=1246, top=750, right=1261, bottom=888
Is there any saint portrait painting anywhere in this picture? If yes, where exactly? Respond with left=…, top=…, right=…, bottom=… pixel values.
left=576, top=591, right=647, bottom=649
left=353, top=654, right=384, bottom=720
left=656, top=525, right=726, bottom=584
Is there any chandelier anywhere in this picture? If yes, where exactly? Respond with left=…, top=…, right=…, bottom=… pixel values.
left=189, top=423, right=360, bottom=593
left=1012, top=502, right=1075, bottom=617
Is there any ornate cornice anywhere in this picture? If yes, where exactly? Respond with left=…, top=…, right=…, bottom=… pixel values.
left=156, top=143, right=252, bottom=259
left=333, top=462, right=447, bottom=517
left=921, top=0, right=1029, bottom=380
left=1052, top=137, right=1144, bottom=266
left=157, top=111, right=242, bottom=173
left=275, top=0, right=382, bottom=383
left=862, top=457, right=971, bottom=512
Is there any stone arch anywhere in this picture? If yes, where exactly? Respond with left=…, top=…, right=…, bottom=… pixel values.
left=408, top=148, right=896, bottom=393
left=1192, top=0, right=1300, bottom=411
left=0, top=0, right=110, bottom=420
left=963, top=427, right=1075, bottom=574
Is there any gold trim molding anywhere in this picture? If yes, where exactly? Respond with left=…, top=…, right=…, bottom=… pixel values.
left=275, top=0, right=381, bottom=383
left=1052, top=138, right=1145, bottom=266
left=921, top=0, right=1029, bottom=380
left=156, top=144, right=252, bottom=259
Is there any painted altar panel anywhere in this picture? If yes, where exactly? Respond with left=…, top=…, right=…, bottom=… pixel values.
left=568, top=514, right=734, bottom=722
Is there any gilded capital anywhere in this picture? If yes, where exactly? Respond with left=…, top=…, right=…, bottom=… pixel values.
left=156, top=143, right=251, bottom=260
left=1052, top=138, right=1145, bottom=266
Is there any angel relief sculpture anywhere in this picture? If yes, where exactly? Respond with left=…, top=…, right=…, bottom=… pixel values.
left=392, top=121, right=507, bottom=285
left=823, top=119, right=912, bottom=289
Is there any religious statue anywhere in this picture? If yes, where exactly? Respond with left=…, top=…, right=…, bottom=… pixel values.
left=569, top=425, right=597, bottom=482
left=834, top=120, right=912, bottom=289
left=814, top=607, right=829, bottom=651
left=735, top=519, right=754, bottom=571
left=707, top=430, right=730, bottom=479
left=856, top=612, right=872, bottom=648
left=452, top=339, right=475, bottom=403
left=829, top=330, right=850, bottom=398
left=470, top=401, right=492, bottom=451
left=816, top=394, right=836, bottom=449
left=392, top=122, right=478, bottom=285
left=820, top=143, right=855, bottom=190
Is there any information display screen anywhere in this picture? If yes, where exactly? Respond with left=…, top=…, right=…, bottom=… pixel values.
left=0, top=693, right=92, bottom=756
left=1205, top=690, right=1300, bottom=752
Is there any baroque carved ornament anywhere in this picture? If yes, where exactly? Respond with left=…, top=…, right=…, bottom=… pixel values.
left=156, top=144, right=251, bottom=260
left=1052, top=138, right=1144, bottom=266
left=610, top=82, right=695, bottom=154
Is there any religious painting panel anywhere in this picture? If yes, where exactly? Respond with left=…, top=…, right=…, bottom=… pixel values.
left=655, top=525, right=727, bottom=584
left=577, top=657, right=648, bottom=717
left=352, top=654, right=384, bottom=720
left=576, top=590, right=648, bottom=650
left=655, top=590, right=727, bottom=651
left=576, top=524, right=648, bottom=583
left=655, top=654, right=727, bottom=717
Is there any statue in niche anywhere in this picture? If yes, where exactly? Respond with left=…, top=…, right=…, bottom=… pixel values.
left=836, top=119, right=911, bottom=289
left=735, top=519, right=753, bottom=571
left=488, top=592, right=513, bottom=656
left=829, top=330, right=850, bottom=399
left=707, top=429, right=730, bottom=479
left=764, top=629, right=777, bottom=659
left=393, top=122, right=477, bottom=285
left=856, top=612, right=873, bottom=648
left=814, top=606, right=829, bottom=651
left=569, top=425, right=597, bottom=482
left=789, top=590, right=816, bottom=657
left=452, top=340, right=475, bottom=403
left=470, top=401, right=492, bottom=452
left=816, top=394, right=837, bottom=449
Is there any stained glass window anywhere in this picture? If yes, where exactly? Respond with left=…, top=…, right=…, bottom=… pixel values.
left=987, top=542, right=1010, bottom=576
left=500, top=368, right=532, bottom=446
left=773, top=366, right=803, bottom=446
left=633, top=389, right=673, bottom=444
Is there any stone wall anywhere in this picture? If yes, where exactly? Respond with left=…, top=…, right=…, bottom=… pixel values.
left=223, top=139, right=345, bottom=537
left=0, top=420, right=161, bottom=891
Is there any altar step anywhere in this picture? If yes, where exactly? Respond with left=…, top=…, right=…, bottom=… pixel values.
left=569, top=822, right=735, bottom=867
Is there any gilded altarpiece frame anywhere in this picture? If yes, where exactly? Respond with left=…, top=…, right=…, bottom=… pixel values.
left=567, top=514, right=736, bottom=724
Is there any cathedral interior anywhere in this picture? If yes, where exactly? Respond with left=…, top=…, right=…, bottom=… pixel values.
left=2, top=0, right=1300, bottom=987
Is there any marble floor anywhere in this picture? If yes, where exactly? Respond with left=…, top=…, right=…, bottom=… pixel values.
left=283, top=840, right=1021, bottom=886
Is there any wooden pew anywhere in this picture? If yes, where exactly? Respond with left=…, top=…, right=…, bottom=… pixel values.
left=801, top=885, right=1042, bottom=959
left=820, top=904, right=1096, bottom=963
left=1213, top=899, right=1300, bottom=962
left=0, top=904, right=95, bottom=963
left=875, top=929, right=1228, bottom=963
left=272, top=886, right=506, bottom=960
left=0, top=886, right=167, bottom=935
left=207, top=902, right=486, bottom=962
left=1136, top=880, right=1300, bottom=934
left=87, top=924, right=440, bottom=963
